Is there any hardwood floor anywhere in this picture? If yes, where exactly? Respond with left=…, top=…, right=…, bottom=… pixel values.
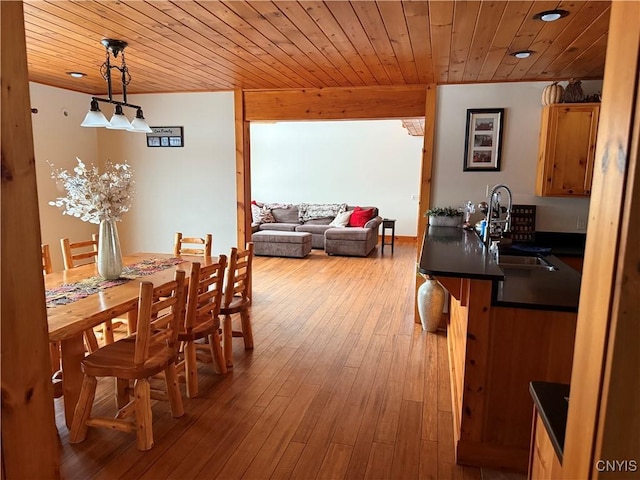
left=56, top=242, right=482, bottom=479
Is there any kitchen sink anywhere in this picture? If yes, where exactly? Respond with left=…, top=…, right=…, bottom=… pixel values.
left=498, top=255, right=558, bottom=271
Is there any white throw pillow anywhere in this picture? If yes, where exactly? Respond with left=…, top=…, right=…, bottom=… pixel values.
left=329, top=210, right=353, bottom=227
left=251, top=203, right=275, bottom=224
left=251, top=203, right=262, bottom=224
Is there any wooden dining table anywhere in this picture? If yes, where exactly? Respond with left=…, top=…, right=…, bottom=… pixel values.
left=46, top=252, right=220, bottom=428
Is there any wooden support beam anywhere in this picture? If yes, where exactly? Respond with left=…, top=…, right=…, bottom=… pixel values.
left=417, top=84, right=437, bottom=243
left=234, top=89, right=251, bottom=248
left=1, top=1, right=60, bottom=478
left=243, top=85, right=427, bottom=121
left=562, top=3, right=640, bottom=478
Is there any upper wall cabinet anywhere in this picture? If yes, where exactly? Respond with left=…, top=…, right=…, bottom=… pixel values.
left=535, top=103, right=600, bottom=197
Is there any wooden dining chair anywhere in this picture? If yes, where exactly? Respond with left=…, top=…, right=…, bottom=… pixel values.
left=173, top=232, right=212, bottom=257
left=43, top=245, right=58, bottom=367
left=176, top=256, right=228, bottom=397
left=60, top=235, right=124, bottom=349
left=43, top=243, right=58, bottom=373
left=61, top=235, right=99, bottom=269
left=43, top=243, right=65, bottom=397
left=69, top=270, right=186, bottom=451
left=42, top=244, right=53, bottom=275
left=220, top=243, right=254, bottom=369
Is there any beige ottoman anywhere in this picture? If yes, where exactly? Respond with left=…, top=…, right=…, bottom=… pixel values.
left=252, top=231, right=312, bottom=258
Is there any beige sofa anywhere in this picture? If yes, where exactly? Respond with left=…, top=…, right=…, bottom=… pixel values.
left=251, top=203, right=382, bottom=257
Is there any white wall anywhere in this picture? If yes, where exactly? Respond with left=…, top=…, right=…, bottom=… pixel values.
left=98, top=92, right=237, bottom=256
left=250, top=120, right=424, bottom=236
left=32, top=80, right=603, bottom=270
left=32, top=85, right=238, bottom=266
left=433, top=80, right=602, bottom=232
left=30, top=83, right=101, bottom=270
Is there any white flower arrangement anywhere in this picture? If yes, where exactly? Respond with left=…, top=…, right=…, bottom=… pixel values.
left=49, top=158, right=134, bottom=224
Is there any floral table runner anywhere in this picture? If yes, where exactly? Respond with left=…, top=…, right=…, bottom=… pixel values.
left=45, top=257, right=185, bottom=308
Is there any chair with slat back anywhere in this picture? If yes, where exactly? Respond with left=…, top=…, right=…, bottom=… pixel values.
left=60, top=235, right=99, bottom=269
left=173, top=232, right=212, bottom=257
left=220, top=242, right=254, bottom=369
left=42, top=244, right=53, bottom=275
left=43, top=243, right=64, bottom=397
left=69, top=270, right=186, bottom=451
left=176, top=256, right=228, bottom=397
left=60, top=234, right=124, bottom=350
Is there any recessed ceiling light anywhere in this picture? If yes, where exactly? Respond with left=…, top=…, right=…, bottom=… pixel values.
left=67, top=71, right=87, bottom=78
left=533, top=9, right=570, bottom=22
left=511, top=50, right=534, bottom=59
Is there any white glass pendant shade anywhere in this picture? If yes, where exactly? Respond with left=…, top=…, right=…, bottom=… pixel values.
left=81, top=99, right=110, bottom=127
left=81, top=110, right=110, bottom=127
left=107, top=105, right=132, bottom=130
left=128, top=118, right=152, bottom=133
left=128, top=109, right=152, bottom=133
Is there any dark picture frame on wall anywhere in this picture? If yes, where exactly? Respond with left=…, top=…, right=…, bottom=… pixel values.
left=146, top=126, right=184, bottom=148
left=463, top=108, right=504, bottom=171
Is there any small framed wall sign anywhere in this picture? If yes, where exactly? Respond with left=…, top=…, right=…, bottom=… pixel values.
left=463, top=109, right=504, bottom=171
left=146, top=126, right=184, bottom=148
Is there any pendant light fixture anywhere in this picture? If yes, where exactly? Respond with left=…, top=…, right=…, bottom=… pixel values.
left=81, top=39, right=152, bottom=133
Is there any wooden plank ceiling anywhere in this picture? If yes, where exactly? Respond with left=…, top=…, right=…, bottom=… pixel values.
left=22, top=1, right=610, bottom=95
left=402, top=119, right=426, bottom=136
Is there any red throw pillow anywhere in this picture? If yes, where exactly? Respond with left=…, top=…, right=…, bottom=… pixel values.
left=349, top=207, right=374, bottom=227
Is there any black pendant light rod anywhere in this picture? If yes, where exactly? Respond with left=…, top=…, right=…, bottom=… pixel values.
left=98, top=38, right=133, bottom=107
left=91, top=97, right=141, bottom=110
left=105, top=47, right=114, bottom=101
left=120, top=67, right=127, bottom=105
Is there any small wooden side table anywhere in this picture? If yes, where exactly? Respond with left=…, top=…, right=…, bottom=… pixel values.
left=381, top=218, right=396, bottom=254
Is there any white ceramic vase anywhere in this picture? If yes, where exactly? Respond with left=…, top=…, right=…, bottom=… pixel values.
left=417, top=274, right=445, bottom=332
left=97, top=218, right=123, bottom=280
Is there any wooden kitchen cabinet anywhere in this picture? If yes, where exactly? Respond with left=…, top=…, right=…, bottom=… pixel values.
left=529, top=412, right=563, bottom=479
left=535, top=103, right=600, bottom=197
left=556, top=255, right=584, bottom=273
left=444, top=278, right=577, bottom=471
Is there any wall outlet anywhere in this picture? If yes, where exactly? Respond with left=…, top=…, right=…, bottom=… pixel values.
left=577, top=216, right=587, bottom=230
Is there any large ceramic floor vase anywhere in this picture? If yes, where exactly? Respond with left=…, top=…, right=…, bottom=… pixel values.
left=417, top=274, right=445, bottom=332
left=97, top=218, right=123, bottom=280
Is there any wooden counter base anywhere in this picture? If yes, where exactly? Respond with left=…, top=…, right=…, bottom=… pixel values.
left=443, top=278, right=576, bottom=471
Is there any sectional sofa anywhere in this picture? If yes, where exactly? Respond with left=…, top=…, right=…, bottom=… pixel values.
left=251, top=202, right=382, bottom=257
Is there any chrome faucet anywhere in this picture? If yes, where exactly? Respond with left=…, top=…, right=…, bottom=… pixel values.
left=483, top=184, right=513, bottom=244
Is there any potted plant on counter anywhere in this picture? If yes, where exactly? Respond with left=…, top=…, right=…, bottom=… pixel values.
left=425, top=206, right=463, bottom=227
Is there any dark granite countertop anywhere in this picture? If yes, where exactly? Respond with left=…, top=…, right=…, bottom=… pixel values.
left=418, top=227, right=505, bottom=280
left=530, top=381, right=570, bottom=464
left=528, top=231, right=586, bottom=257
left=418, top=227, right=582, bottom=311
left=494, top=253, right=582, bottom=312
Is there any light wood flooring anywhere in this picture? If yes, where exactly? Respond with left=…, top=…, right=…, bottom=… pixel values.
left=56, top=241, right=482, bottom=479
